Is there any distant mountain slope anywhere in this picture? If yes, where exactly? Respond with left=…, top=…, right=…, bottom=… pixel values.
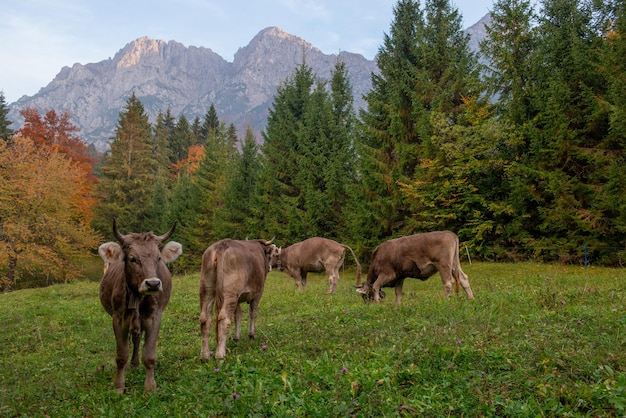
left=7, top=17, right=488, bottom=151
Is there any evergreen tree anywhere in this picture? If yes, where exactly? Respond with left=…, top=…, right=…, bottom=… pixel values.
left=186, top=120, right=238, bottom=262
left=352, top=0, right=480, bottom=255
left=0, top=93, right=13, bottom=140
left=153, top=109, right=175, bottom=171
left=92, top=93, right=157, bottom=236
left=201, top=104, right=220, bottom=144
left=596, top=0, right=626, bottom=263
left=258, top=61, right=315, bottom=240
left=169, top=114, right=192, bottom=163
left=480, top=0, right=537, bottom=126
left=215, top=125, right=262, bottom=238
left=524, top=0, right=611, bottom=262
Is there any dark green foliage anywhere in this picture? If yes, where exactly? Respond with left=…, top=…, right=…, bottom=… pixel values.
left=258, top=59, right=357, bottom=242
left=351, top=0, right=482, bottom=258
left=0, top=92, right=13, bottom=140
left=92, top=93, right=158, bottom=236
left=215, top=125, right=262, bottom=239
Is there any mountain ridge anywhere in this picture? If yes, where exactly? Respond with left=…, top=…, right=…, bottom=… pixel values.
left=7, top=16, right=489, bottom=151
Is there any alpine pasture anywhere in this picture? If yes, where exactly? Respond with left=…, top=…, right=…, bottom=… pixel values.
left=1, top=262, right=625, bottom=416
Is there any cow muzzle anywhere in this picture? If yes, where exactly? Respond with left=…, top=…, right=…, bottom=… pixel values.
left=139, top=278, right=163, bottom=294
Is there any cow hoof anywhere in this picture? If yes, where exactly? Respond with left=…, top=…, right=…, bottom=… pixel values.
left=115, top=386, right=125, bottom=394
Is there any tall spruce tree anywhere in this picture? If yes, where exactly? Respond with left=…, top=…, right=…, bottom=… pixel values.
left=169, top=114, right=192, bottom=163
left=92, top=93, right=157, bottom=236
left=480, top=0, right=537, bottom=126
left=0, top=93, right=13, bottom=140
left=201, top=104, right=220, bottom=144
left=597, top=0, right=626, bottom=263
left=258, top=61, right=315, bottom=240
left=215, top=125, right=262, bottom=239
left=351, top=0, right=480, bottom=255
left=524, top=0, right=611, bottom=262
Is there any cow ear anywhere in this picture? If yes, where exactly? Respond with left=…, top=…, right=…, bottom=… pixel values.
left=355, top=286, right=367, bottom=294
left=98, top=242, right=123, bottom=263
left=161, top=241, right=183, bottom=263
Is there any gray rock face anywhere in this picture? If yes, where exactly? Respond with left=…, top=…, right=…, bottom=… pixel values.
left=7, top=19, right=487, bottom=151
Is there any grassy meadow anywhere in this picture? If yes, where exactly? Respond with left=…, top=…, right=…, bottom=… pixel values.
left=1, top=262, right=625, bottom=417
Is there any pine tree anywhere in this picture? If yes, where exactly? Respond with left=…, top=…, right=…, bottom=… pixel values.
left=596, top=0, right=626, bottom=263
left=480, top=0, right=537, bottom=126
left=201, top=104, right=220, bottom=144
left=258, top=61, right=315, bottom=240
left=0, top=93, right=13, bottom=140
left=524, top=0, right=611, bottom=262
left=169, top=114, right=192, bottom=163
left=352, top=0, right=480, bottom=255
left=92, top=93, right=157, bottom=236
left=215, top=125, right=262, bottom=238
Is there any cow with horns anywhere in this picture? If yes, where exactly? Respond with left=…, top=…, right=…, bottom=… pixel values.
left=200, top=238, right=276, bottom=360
left=98, top=219, right=182, bottom=393
left=356, top=231, right=474, bottom=304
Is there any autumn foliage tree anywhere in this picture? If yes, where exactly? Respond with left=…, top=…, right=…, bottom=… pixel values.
left=17, top=107, right=96, bottom=221
left=0, top=137, right=99, bottom=290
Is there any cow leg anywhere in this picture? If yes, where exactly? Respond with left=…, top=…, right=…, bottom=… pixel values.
left=199, top=281, right=215, bottom=360
left=301, top=271, right=308, bottom=291
left=215, top=301, right=235, bottom=360
left=233, top=303, right=242, bottom=341
left=112, top=314, right=130, bottom=394
left=438, top=265, right=455, bottom=298
left=248, top=299, right=259, bottom=339
left=130, top=311, right=141, bottom=368
left=372, top=274, right=395, bottom=302
left=456, top=268, right=474, bottom=299
left=141, top=312, right=161, bottom=392
left=326, top=267, right=339, bottom=294
left=292, top=271, right=303, bottom=291
left=394, top=279, right=405, bottom=304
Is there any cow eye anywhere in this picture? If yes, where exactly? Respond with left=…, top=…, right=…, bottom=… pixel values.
left=129, top=255, right=139, bottom=264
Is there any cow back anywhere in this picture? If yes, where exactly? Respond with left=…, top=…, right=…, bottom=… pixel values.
left=281, top=237, right=341, bottom=267
left=367, top=231, right=459, bottom=283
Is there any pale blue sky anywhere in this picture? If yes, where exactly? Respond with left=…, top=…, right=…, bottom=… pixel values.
left=1, top=0, right=496, bottom=103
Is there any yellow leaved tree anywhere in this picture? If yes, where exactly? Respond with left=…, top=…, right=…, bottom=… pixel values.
left=0, top=136, right=99, bottom=290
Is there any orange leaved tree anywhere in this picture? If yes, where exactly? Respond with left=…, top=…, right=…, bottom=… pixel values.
left=16, top=107, right=97, bottom=222
left=0, top=136, right=99, bottom=290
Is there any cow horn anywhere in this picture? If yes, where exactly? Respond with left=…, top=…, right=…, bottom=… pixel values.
left=113, top=217, right=126, bottom=243
left=157, top=221, right=177, bottom=242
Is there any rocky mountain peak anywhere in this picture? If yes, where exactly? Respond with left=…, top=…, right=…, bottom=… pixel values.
left=115, top=36, right=167, bottom=69
left=7, top=20, right=487, bottom=151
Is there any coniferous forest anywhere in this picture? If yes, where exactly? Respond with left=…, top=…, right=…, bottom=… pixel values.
left=1, top=0, right=626, bottom=289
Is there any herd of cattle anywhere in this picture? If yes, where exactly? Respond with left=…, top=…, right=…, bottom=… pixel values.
left=97, top=219, right=474, bottom=393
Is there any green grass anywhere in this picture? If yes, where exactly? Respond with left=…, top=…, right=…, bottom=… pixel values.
left=1, top=262, right=625, bottom=416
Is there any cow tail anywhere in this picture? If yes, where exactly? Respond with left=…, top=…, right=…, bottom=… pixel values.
left=213, top=249, right=225, bottom=339
left=453, top=236, right=461, bottom=295
left=345, top=245, right=362, bottom=286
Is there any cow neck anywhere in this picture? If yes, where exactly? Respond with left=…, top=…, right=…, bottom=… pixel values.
left=126, top=283, right=143, bottom=310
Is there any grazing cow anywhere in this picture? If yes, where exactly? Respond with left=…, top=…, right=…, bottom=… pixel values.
left=269, top=237, right=362, bottom=294
left=200, top=238, right=275, bottom=360
left=98, top=219, right=182, bottom=393
left=356, top=231, right=474, bottom=304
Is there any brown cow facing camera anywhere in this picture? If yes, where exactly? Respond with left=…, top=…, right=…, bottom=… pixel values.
left=200, top=238, right=275, bottom=360
left=356, top=231, right=474, bottom=304
left=98, top=219, right=182, bottom=393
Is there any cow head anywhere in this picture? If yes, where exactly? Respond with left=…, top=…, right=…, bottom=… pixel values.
left=355, top=283, right=386, bottom=302
left=98, top=219, right=183, bottom=295
left=257, top=238, right=277, bottom=272
left=267, top=245, right=282, bottom=272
